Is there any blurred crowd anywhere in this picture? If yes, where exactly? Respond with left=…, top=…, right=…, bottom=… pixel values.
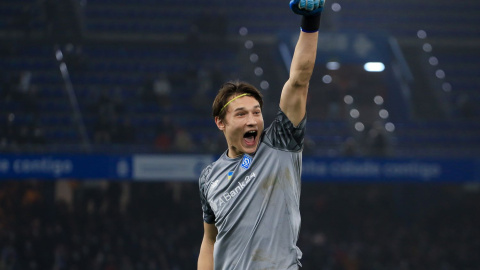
left=0, top=63, right=392, bottom=157
left=299, top=183, right=480, bottom=269
left=0, top=180, right=202, bottom=270
left=0, top=69, right=46, bottom=151
left=1, top=180, right=479, bottom=270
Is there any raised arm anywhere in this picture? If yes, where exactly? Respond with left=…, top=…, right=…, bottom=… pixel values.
left=280, top=0, right=324, bottom=127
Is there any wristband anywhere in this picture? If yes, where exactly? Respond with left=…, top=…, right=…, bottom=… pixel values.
left=301, top=13, right=321, bottom=33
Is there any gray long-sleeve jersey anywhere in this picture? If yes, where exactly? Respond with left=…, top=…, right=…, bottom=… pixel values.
left=199, top=109, right=306, bottom=270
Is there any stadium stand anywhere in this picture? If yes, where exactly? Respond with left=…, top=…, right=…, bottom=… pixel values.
left=1, top=0, right=479, bottom=156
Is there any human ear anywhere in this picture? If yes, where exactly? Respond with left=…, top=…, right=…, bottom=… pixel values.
left=215, top=117, right=225, bottom=131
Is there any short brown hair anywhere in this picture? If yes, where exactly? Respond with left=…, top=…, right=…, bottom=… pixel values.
left=212, top=81, right=263, bottom=121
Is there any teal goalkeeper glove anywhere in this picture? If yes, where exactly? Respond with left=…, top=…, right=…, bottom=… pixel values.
left=290, top=0, right=325, bottom=16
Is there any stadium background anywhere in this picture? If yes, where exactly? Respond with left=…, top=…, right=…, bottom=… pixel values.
left=1, top=0, right=479, bottom=269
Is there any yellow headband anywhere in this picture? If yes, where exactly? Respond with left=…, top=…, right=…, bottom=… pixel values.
left=220, top=93, right=251, bottom=113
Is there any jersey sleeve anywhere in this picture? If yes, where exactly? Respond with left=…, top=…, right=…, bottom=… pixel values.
left=262, top=108, right=306, bottom=152
left=199, top=164, right=215, bottom=224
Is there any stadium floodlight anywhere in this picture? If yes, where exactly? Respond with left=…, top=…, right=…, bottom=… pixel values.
left=374, top=95, right=384, bottom=105
left=364, top=62, right=385, bottom=72
left=379, top=109, right=389, bottom=119
left=350, top=109, right=360, bottom=119
left=322, top=75, right=332, bottom=84
left=344, top=95, right=354, bottom=105
left=385, top=122, right=395, bottom=132
left=442, top=82, right=452, bottom=92
left=260, top=80, right=269, bottom=90
left=326, top=61, right=340, bottom=70
left=354, top=122, right=365, bottom=132
left=417, top=29, right=427, bottom=39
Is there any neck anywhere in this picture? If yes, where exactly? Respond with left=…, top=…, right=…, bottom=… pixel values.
left=227, top=148, right=243, bottom=159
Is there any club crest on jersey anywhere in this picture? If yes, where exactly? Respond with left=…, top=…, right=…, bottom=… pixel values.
left=227, top=171, right=233, bottom=180
left=241, top=155, right=252, bottom=170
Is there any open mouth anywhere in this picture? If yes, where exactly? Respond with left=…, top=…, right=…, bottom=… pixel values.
left=243, top=130, right=258, bottom=146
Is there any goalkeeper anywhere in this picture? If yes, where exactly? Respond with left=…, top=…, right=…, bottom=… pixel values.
left=198, top=1, right=324, bottom=269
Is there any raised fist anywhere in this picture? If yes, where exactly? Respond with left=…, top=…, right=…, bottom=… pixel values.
left=290, top=0, right=325, bottom=16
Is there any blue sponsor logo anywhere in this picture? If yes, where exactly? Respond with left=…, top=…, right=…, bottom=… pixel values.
left=241, top=155, right=252, bottom=170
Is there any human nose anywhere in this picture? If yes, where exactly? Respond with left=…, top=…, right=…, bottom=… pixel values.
left=246, top=113, right=257, bottom=125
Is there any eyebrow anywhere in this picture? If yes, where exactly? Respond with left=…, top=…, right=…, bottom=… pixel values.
left=233, top=105, right=261, bottom=112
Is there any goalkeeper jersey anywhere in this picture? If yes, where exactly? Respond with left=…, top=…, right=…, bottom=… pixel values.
left=199, top=109, right=305, bottom=270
